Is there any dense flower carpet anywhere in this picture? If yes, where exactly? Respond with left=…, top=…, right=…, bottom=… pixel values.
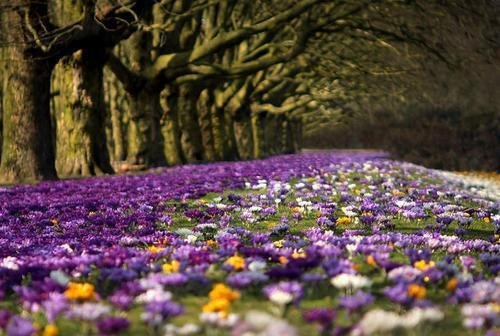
left=0, top=151, right=498, bottom=335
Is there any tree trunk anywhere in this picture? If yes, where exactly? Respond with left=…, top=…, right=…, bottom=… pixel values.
left=223, top=111, right=239, bottom=161
left=121, top=18, right=168, bottom=167
left=160, top=88, right=184, bottom=165
left=276, top=115, right=287, bottom=154
left=234, top=108, right=254, bottom=160
left=127, top=87, right=166, bottom=166
left=198, top=89, right=216, bottom=161
left=0, top=49, right=57, bottom=183
left=175, top=84, right=204, bottom=163
left=292, top=117, right=303, bottom=152
left=282, top=117, right=295, bottom=154
left=275, top=115, right=283, bottom=154
left=104, top=67, right=127, bottom=162
left=251, top=111, right=268, bottom=159
left=54, top=49, right=114, bottom=177
left=208, top=91, right=240, bottom=162
left=211, top=103, right=227, bottom=161
left=264, top=114, right=279, bottom=155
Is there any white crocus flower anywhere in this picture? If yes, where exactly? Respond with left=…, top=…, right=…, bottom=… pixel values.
left=135, top=287, right=172, bottom=303
left=199, top=312, right=239, bottom=328
left=164, top=323, right=201, bottom=335
left=0, top=256, right=19, bottom=270
left=331, top=274, right=372, bottom=290
left=186, top=234, right=198, bottom=244
left=50, top=270, right=70, bottom=286
left=352, top=307, right=444, bottom=335
left=68, top=303, right=111, bottom=321
left=269, top=290, right=294, bottom=306
left=351, top=309, right=402, bottom=335
left=175, top=228, right=195, bottom=237
left=248, top=260, right=267, bottom=273
left=401, top=307, right=444, bottom=328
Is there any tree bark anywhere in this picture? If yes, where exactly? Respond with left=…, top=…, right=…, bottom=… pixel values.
left=160, top=88, right=184, bottom=165
left=292, top=117, right=303, bottom=152
left=224, top=111, right=240, bottom=161
left=211, top=97, right=230, bottom=161
left=0, top=50, right=57, bottom=183
left=175, top=84, right=204, bottom=163
left=127, top=86, right=166, bottom=166
left=234, top=107, right=254, bottom=160
left=277, top=114, right=287, bottom=154
left=282, top=117, right=295, bottom=154
left=54, top=49, right=114, bottom=177
left=104, top=67, right=127, bottom=162
left=265, top=113, right=281, bottom=155
left=251, top=111, right=268, bottom=159
left=198, top=89, right=217, bottom=161
left=121, top=18, right=168, bottom=167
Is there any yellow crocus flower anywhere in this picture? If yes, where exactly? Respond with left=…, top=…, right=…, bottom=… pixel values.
left=42, top=324, right=59, bottom=336
left=64, top=282, right=95, bottom=301
left=407, top=284, right=426, bottom=299
left=209, top=283, right=240, bottom=302
left=225, top=255, right=245, bottom=271
left=414, top=260, right=435, bottom=271
left=162, top=260, right=180, bottom=273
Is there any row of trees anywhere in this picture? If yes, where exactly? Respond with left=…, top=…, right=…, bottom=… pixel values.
left=0, top=0, right=495, bottom=183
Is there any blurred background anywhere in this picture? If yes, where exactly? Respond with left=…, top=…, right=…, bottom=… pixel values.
left=304, top=58, right=500, bottom=171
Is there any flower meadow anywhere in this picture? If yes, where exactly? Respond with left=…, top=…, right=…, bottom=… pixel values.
left=0, top=151, right=498, bottom=336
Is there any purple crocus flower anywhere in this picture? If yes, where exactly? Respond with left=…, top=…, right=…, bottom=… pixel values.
left=384, top=283, right=412, bottom=306
left=270, top=223, right=290, bottom=239
left=459, top=256, right=476, bottom=272
left=263, top=281, right=303, bottom=305
left=97, top=316, right=130, bottom=335
left=360, top=214, right=376, bottom=226
left=6, top=316, right=35, bottom=336
left=303, top=308, right=335, bottom=330
left=405, top=248, right=432, bottom=264
left=142, top=300, right=184, bottom=325
left=339, top=291, right=374, bottom=312
left=317, top=216, right=334, bottom=228
left=461, top=304, right=498, bottom=330
left=301, top=272, right=327, bottom=283
left=0, top=309, right=12, bottom=329
left=109, top=291, right=134, bottom=311
left=42, top=293, right=69, bottom=323
left=227, top=271, right=269, bottom=288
